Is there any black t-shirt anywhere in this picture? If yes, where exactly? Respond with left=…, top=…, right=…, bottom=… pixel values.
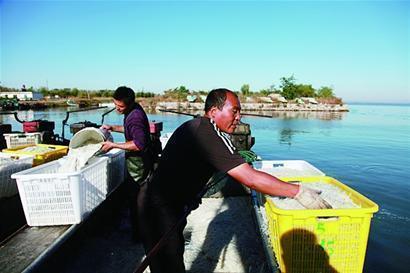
left=149, top=117, right=245, bottom=207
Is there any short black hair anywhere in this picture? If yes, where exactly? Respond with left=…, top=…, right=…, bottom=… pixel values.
left=113, top=86, right=135, bottom=106
left=204, top=88, right=237, bottom=112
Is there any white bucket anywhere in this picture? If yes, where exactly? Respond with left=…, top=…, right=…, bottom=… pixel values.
left=69, top=127, right=113, bottom=149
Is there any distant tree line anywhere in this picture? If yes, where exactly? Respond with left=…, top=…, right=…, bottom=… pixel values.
left=161, top=76, right=338, bottom=102
left=1, top=75, right=338, bottom=102
left=240, top=75, right=336, bottom=100
left=0, top=86, right=156, bottom=99
left=162, top=86, right=208, bottom=100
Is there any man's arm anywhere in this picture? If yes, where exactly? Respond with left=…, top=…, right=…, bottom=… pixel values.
left=100, top=140, right=141, bottom=152
left=101, top=124, right=124, bottom=133
left=228, top=163, right=331, bottom=209
left=228, top=163, right=299, bottom=197
left=100, top=124, right=137, bottom=152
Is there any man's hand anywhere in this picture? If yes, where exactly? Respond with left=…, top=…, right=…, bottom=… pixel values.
left=101, top=141, right=116, bottom=152
left=100, top=124, right=112, bottom=131
left=294, top=185, right=332, bottom=209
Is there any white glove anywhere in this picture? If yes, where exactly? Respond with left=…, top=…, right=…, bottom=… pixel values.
left=294, top=185, right=332, bottom=209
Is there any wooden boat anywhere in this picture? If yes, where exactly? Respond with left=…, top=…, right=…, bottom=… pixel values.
left=0, top=172, right=275, bottom=273
left=0, top=116, right=276, bottom=273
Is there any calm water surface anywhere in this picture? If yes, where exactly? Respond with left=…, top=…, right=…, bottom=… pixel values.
left=1, top=104, right=409, bottom=272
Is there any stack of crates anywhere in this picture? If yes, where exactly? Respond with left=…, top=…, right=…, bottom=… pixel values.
left=2, top=144, right=68, bottom=166
left=11, top=156, right=109, bottom=226
left=0, top=153, right=34, bottom=198
left=253, top=160, right=379, bottom=273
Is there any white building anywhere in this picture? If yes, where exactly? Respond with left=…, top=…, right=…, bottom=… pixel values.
left=0, top=91, right=43, bottom=100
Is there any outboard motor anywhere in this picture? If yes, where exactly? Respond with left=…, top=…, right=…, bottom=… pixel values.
left=69, top=121, right=99, bottom=135
left=231, top=122, right=255, bottom=151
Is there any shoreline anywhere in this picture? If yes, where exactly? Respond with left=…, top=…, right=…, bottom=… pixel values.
left=154, top=101, right=349, bottom=112
left=1, top=98, right=349, bottom=112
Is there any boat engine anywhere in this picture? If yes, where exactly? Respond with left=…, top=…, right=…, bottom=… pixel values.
left=231, top=122, right=255, bottom=151
left=69, top=121, right=99, bottom=135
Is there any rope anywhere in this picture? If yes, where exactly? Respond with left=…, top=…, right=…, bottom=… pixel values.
left=238, top=150, right=260, bottom=163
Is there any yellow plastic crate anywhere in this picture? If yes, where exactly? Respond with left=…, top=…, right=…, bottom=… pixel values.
left=2, top=144, right=69, bottom=166
left=264, top=176, right=378, bottom=273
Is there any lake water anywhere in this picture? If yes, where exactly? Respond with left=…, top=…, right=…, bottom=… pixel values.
left=1, top=103, right=409, bottom=272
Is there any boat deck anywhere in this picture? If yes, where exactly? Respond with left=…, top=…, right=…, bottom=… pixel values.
left=0, top=225, right=70, bottom=273
left=0, top=180, right=276, bottom=273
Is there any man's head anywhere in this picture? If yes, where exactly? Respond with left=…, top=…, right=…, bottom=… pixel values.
left=205, top=88, right=241, bottom=134
left=113, top=86, right=135, bottom=114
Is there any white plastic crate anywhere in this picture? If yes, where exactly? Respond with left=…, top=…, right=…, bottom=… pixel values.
left=0, top=153, right=34, bottom=198
left=11, top=156, right=109, bottom=226
left=99, top=148, right=125, bottom=194
left=253, top=160, right=325, bottom=178
left=3, top=132, right=43, bottom=148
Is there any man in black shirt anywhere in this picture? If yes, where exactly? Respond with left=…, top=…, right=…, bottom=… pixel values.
left=139, top=88, right=330, bottom=273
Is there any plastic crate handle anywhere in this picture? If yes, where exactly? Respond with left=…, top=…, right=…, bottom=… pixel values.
left=317, top=216, right=339, bottom=221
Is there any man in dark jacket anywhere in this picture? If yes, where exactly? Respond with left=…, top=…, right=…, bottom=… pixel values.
left=139, top=88, right=330, bottom=273
left=101, top=86, right=154, bottom=240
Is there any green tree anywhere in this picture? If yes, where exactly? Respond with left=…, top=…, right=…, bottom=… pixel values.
left=258, top=89, right=272, bottom=96
left=241, top=84, right=250, bottom=96
left=78, top=90, right=89, bottom=98
left=97, top=89, right=114, bottom=97
left=317, top=86, right=334, bottom=98
left=163, top=86, right=190, bottom=100
left=38, top=87, right=49, bottom=96
left=135, top=91, right=155, bottom=98
left=279, top=76, right=298, bottom=100
left=295, top=84, right=316, bottom=97
left=71, top=88, right=79, bottom=97
left=174, top=86, right=189, bottom=94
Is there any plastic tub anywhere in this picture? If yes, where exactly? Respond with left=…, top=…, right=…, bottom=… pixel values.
left=69, top=127, right=112, bottom=149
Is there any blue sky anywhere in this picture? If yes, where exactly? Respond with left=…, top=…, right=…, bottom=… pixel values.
left=1, top=0, right=409, bottom=103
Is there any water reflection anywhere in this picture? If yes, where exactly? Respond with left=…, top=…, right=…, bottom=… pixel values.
left=243, top=110, right=346, bottom=120
left=279, top=128, right=309, bottom=146
left=151, top=109, right=347, bottom=121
